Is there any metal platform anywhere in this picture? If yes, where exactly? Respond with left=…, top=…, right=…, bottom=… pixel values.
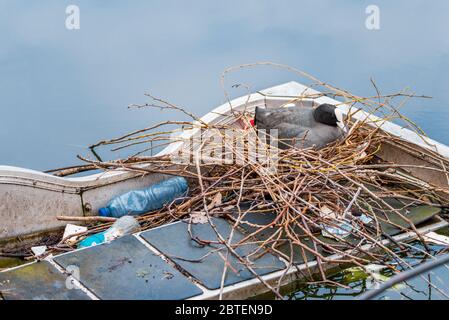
left=0, top=215, right=447, bottom=300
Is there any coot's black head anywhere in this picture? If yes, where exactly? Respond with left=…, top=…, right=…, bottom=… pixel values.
left=313, top=104, right=338, bottom=126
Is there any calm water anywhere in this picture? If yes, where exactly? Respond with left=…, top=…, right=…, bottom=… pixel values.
left=288, top=239, right=449, bottom=300
left=0, top=1, right=448, bottom=170
left=253, top=229, right=449, bottom=300
left=1, top=1, right=449, bottom=299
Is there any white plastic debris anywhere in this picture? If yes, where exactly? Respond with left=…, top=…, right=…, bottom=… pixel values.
left=320, top=205, right=352, bottom=239
left=358, top=213, right=373, bottom=225
left=207, top=192, right=222, bottom=210
left=103, top=215, right=140, bottom=241
left=364, top=263, right=388, bottom=274
left=343, top=264, right=405, bottom=291
left=322, top=222, right=353, bottom=239
left=320, top=205, right=373, bottom=240
left=63, top=224, right=88, bottom=245
left=320, top=205, right=338, bottom=219
left=423, top=231, right=449, bottom=246
left=190, top=212, right=208, bottom=224
left=31, top=245, right=47, bottom=257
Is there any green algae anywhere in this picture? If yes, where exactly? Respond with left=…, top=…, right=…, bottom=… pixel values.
left=0, top=257, right=27, bottom=270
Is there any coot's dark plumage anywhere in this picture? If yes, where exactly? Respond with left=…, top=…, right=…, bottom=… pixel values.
left=254, top=104, right=344, bottom=149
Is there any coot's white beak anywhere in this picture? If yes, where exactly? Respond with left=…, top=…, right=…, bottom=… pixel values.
left=335, top=108, right=348, bottom=132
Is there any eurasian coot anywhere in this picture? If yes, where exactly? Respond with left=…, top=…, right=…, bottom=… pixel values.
left=254, top=103, right=345, bottom=149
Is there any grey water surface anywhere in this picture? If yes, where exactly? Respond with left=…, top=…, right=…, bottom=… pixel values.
left=1, top=1, right=448, bottom=171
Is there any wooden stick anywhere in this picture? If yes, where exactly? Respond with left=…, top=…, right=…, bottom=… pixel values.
left=56, top=216, right=117, bottom=222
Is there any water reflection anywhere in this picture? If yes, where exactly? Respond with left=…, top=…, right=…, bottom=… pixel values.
left=287, top=240, right=449, bottom=300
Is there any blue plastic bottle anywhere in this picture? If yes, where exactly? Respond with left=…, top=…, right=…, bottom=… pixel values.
left=98, top=176, right=188, bottom=218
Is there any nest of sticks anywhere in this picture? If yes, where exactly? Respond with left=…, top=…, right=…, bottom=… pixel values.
left=45, top=64, right=449, bottom=297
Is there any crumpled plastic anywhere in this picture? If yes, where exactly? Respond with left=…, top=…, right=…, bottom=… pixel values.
left=321, top=212, right=373, bottom=239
